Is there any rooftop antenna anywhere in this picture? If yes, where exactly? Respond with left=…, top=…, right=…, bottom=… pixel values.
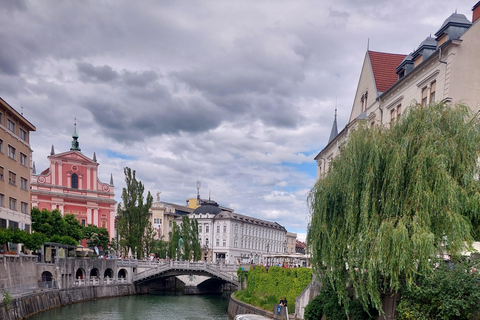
left=21, top=105, right=23, bottom=115
left=209, top=189, right=211, bottom=201
left=196, top=180, right=201, bottom=200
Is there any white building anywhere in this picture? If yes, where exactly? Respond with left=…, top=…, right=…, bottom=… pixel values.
left=181, top=199, right=287, bottom=264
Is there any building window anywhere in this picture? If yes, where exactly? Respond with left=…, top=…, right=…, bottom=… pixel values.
left=430, top=81, right=436, bottom=103
left=0, top=218, right=6, bottom=228
left=21, top=177, right=27, bottom=190
left=421, top=87, right=428, bottom=107
left=0, top=166, right=3, bottom=181
left=0, top=139, right=3, bottom=153
left=223, top=225, right=227, bottom=233
left=7, top=119, right=15, bottom=133
left=223, top=240, right=226, bottom=247
left=234, top=224, right=238, bottom=233
left=397, top=105, right=402, bottom=120
left=0, top=194, right=4, bottom=207
left=20, top=153, right=27, bottom=166
left=390, top=109, right=396, bottom=123
left=169, top=220, right=172, bottom=227
left=9, top=221, right=18, bottom=229
left=25, top=224, right=30, bottom=233
left=19, top=128, right=27, bottom=141
left=72, top=173, right=78, bottom=189
left=217, top=225, right=220, bottom=233
left=8, top=145, right=16, bottom=160
left=8, top=171, right=16, bottom=185
left=205, top=238, right=209, bottom=246
left=199, top=225, right=202, bottom=233
left=205, top=225, right=209, bottom=233
left=21, top=202, right=28, bottom=214
left=0, top=112, right=2, bottom=125
left=9, top=197, right=17, bottom=210
left=81, top=219, right=86, bottom=226
left=216, top=239, right=219, bottom=246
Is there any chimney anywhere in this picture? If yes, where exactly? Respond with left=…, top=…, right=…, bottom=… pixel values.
left=473, top=1, right=480, bottom=24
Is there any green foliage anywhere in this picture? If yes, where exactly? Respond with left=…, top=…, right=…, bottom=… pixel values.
left=49, top=235, right=78, bottom=246
left=116, top=167, right=154, bottom=259
left=3, top=291, right=12, bottom=311
left=83, top=224, right=109, bottom=249
left=308, top=103, right=480, bottom=310
left=397, top=260, right=480, bottom=320
left=23, top=232, right=47, bottom=251
left=304, top=282, right=378, bottom=320
left=236, top=265, right=312, bottom=312
left=32, top=207, right=83, bottom=242
left=177, top=216, right=201, bottom=261
left=168, top=221, right=181, bottom=259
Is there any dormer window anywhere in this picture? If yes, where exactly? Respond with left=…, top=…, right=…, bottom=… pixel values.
left=72, top=173, right=78, bottom=189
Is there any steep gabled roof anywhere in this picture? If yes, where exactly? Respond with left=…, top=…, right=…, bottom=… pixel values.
left=368, top=51, right=406, bottom=93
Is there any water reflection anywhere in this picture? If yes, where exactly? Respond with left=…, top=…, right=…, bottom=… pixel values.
left=28, top=292, right=232, bottom=320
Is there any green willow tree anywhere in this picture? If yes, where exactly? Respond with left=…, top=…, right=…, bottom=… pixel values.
left=307, top=102, right=480, bottom=312
left=117, top=167, right=153, bottom=259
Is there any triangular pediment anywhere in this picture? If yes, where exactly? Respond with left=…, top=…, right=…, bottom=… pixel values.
left=49, top=150, right=97, bottom=164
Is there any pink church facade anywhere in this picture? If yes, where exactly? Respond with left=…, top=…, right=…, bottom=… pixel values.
left=30, top=128, right=116, bottom=239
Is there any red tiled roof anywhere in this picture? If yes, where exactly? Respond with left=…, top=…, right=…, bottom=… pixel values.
left=368, top=51, right=406, bottom=93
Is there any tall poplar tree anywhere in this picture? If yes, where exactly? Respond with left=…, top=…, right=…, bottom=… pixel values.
left=117, top=167, right=153, bottom=259
left=308, top=103, right=480, bottom=312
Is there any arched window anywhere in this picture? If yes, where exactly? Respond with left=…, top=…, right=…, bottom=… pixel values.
left=72, top=173, right=78, bottom=189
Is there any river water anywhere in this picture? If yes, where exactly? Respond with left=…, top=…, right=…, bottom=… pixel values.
left=28, top=293, right=232, bottom=320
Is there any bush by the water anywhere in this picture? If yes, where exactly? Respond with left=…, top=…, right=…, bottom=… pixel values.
left=304, top=281, right=378, bottom=320
left=396, top=260, right=480, bottom=320
left=235, top=265, right=312, bottom=312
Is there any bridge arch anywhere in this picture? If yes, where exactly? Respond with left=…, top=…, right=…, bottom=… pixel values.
left=104, top=268, right=114, bottom=278
left=90, top=268, right=99, bottom=278
left=118, top=268, right=128, bottom=279
left=76, top=268, right=86, bottom=280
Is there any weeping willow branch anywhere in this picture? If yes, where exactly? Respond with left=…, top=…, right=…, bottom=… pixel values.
left=307, top=102, right=480, bottom=312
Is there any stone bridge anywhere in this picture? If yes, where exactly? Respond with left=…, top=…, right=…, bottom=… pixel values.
left=127, top=260, right=240, bottom=288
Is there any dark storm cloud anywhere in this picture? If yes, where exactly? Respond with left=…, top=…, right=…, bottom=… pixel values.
left=77, top=63, right=119, bottom=83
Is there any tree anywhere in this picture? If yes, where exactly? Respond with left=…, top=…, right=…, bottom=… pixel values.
left=116, top=167, right=153, bottom=259
left=83, top=224, right=109, bottom=249
left=168, top=221, right=180, bottom=259
left=307, top=103, right=480, bottom=312
left=31, top=207, right=81, bottom=245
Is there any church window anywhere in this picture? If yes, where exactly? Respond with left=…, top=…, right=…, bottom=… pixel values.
left=223, top=225, right=227, bottom=233
left=72, top=173, right=78, bottom=189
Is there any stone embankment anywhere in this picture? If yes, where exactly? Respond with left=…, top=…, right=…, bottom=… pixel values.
left=228, top=293, right=298, bottom=320
left=0, top=284, right=135, bottom=320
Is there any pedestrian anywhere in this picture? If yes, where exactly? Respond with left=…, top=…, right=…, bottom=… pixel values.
left=283, top=297, right=287, bottom=307
left=279, top=298, right=284, bottom=306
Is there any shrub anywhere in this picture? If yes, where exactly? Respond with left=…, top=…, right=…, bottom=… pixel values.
left=397, top=260, right=480, bottom=320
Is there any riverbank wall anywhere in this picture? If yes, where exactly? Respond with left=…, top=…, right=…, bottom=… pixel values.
left=0, top=284, right=135, bottom=320
left=228, top=293, right=296, bottom=320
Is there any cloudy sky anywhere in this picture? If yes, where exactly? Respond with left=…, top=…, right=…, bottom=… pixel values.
left=0, top=0, right=474, bottom=241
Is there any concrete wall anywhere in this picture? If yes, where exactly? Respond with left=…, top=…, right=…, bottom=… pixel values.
left=0, top=255, right=38, bottom=294
left=295, top=276, right=321, bottom=320
left=0, top=284, right=135, bottom=320
left=228, top=293, right=291, bottom=320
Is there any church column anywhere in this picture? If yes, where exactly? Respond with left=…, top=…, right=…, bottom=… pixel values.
left=67, top=173, right=71, bottom=188
left=93, top=208, right=99, bottom=227
left=58, top=163, right=63, bottom=187
left=51, top=162, right=56, bottom=186
left=79, top=174, right=83, bottom=190
left=87, top=167, right=91, bottom=190
left=87, top=208, right=93, bottom=225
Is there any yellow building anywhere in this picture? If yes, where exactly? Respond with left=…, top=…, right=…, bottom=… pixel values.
left=0, top=97, right=36, bottom=242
